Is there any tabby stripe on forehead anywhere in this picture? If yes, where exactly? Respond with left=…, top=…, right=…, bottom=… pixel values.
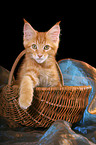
left=36, top=32, right=46, bottom=44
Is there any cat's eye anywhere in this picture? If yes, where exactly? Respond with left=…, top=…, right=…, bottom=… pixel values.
left=44, top=45, right=50, bottom=50
left=32, top=44, right=37, bottom=50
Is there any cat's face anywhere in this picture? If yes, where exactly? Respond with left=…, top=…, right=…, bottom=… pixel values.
left=23, top=19, right=60, bottom=64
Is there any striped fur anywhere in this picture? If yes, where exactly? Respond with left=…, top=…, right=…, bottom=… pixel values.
left=18, top=20, right=61, bottom=109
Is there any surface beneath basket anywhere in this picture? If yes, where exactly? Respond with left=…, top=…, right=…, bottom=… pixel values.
left=0, top=118, right=96, bottom=144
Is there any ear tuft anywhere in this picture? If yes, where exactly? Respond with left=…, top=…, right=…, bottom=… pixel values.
left=23, top=18, right=28, bottom=24
left=56, top=21, right=61, bottom=25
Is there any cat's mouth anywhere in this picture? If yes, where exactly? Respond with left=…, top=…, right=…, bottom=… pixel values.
left=35, top=57, right=48, bottom=64
left=36, top=58, right=45, bottom=63
left=32, top=54, right=48, bottom=64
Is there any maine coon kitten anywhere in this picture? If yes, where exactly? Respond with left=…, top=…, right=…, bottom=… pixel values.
left=18, top=19, right=61, bottom=109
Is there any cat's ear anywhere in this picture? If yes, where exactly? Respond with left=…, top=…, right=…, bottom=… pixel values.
left=47, top=21, right=61, bottom=46
left=23, top=19, right=37, bottom=45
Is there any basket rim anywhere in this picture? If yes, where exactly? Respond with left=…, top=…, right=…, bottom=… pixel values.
left=35, top=85, right=92, bottom=91
left=3, top=84, right=92, bottom=90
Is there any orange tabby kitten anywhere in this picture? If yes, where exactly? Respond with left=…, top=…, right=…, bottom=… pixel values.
left=18, top=19, right=61, bottom=109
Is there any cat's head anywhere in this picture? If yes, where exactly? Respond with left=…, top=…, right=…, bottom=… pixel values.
left=23, top=19, right=60, bottom=64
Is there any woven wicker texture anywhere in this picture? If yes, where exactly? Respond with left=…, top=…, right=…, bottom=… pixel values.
left=0, top=85, right=92, bottom=128
left=0, top=50, right=92, bottom=128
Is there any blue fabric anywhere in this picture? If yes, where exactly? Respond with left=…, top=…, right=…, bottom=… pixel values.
left=58, top=59, right=96, bottom=125
left=39, top=120, right=96, bottom=144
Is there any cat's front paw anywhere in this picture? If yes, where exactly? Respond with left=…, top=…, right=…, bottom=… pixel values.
left=19, top=90, right=33, bottom=110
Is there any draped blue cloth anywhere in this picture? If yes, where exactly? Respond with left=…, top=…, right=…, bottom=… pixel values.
left=58, top=59, right=96, bottom=129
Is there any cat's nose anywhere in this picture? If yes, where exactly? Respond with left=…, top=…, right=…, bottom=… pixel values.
left=38, top=54, right=43, bottom=58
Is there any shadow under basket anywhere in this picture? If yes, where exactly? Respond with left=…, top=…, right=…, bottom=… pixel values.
left=0, top=50, right=92, bottom=128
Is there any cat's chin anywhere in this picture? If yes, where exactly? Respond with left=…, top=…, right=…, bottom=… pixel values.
left=35, top=58, right=46, bottom=64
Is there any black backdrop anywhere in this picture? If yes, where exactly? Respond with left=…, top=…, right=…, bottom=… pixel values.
left=0, top=14, right=95, bottom=72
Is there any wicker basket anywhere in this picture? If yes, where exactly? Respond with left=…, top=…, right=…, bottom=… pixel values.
left=0, top=50, right=92, bottom=128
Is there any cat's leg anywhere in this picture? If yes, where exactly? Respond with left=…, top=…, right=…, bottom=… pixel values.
left=19, top=73, right=39, bottom=109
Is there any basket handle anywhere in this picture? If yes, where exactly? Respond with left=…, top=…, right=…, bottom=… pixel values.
left=8, top=50, right=64, bottom=86
left=56, top=62, right=64, bottom=86
left=8, top=50, right=26, bottom=85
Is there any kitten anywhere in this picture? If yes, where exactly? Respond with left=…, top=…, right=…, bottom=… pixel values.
left=18, top=19, right=61, bottom=109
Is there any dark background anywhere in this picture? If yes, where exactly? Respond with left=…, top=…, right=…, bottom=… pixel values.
left=0, top=13, right=95, bottom=72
